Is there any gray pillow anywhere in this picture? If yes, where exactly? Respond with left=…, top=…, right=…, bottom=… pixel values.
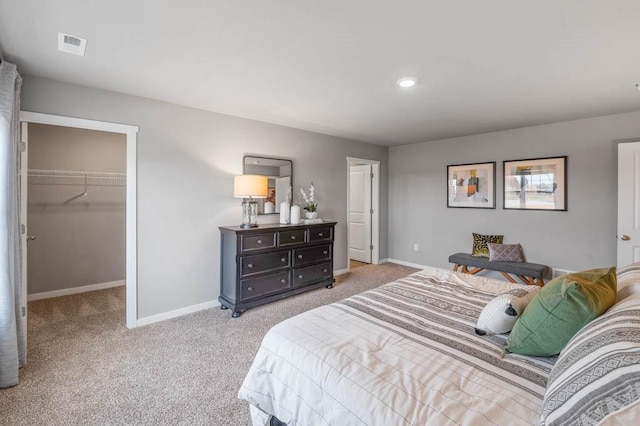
left=488, top=243, right=524, bottom=262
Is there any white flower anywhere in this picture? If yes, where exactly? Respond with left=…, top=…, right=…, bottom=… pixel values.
left=300, top=182, right=318, bottom=212
left=300, top=188, right=309, bottom=203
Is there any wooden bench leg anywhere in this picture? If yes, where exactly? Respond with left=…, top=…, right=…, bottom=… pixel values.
left=453, top=263, right=460, bottom=272
left=500, top=272, right=518, bottom=283
left=516, top=275, right=531, bottom=285
left=458, top=265, right=483, bottom=275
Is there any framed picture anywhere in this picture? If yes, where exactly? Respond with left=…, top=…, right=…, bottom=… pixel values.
left=447, top=162, right=496, bottom=208
left=503, top=156, right=567, bottom=211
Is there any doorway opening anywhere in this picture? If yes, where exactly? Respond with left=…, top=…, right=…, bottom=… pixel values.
left=20, top=112, right=138, bottom=328
left=346, top=157, right=380, bottom=271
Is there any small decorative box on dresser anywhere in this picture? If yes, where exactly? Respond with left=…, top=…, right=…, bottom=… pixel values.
left=218, top=221, right=337, bottom=317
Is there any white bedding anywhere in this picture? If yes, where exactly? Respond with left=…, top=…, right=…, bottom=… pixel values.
left=238, top=266, right=554, bottom=425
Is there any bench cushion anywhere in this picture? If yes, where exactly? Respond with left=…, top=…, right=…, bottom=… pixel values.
left=449, top=252, right=549, bottom=278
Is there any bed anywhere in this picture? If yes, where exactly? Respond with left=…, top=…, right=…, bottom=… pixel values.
left=238, top=265, right=640, bottom=425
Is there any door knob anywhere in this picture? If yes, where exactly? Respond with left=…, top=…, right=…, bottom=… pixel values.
left=621, top=235, right=631, bottom=241
left=27, top=236, right=36, bottom=241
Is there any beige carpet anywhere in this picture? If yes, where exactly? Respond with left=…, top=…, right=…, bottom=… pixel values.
left=0, top=262, right=418, bottom=426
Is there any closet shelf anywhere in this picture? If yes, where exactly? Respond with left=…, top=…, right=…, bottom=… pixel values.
left=28, top=169, right=126, bottom=179
left=27, top=169, right=126, bottom=188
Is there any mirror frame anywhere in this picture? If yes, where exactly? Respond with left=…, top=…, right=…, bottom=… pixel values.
left=243, top=155, right=293, bottom=215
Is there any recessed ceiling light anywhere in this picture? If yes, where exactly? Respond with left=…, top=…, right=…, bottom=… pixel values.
left=397, top=77, right=417, bottom=88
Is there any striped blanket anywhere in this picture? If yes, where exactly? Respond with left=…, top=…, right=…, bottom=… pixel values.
left=239, top=267, right=554, bottom=425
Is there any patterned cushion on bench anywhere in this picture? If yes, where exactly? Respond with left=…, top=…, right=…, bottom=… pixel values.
left=471, top=233, right=503, bottom=257
left=488, top=243, right=524, bottom=262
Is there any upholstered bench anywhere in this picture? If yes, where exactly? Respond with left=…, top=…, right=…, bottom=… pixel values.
left=448, top=252, right=549, bottom=286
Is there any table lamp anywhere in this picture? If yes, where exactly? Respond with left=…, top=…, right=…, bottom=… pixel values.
left=234, top=175, right=268, bottom=228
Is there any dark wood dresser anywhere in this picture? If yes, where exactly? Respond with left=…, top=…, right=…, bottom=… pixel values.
left=218, top=221, right=337, bottom=317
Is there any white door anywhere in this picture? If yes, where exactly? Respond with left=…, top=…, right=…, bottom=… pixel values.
left=19, top=122, right=28, bottom=326
left=349, top=164, right=372, bottom=263
left=617, top=141, right=640, bottom=267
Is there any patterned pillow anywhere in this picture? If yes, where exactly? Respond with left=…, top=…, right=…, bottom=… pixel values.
left=616, top=262, right=640, bottom=301
left=488, top=243, right=524, bottom=262
left=475, top=287, right=539, bottom=335
left=471, top=233, right=503, bottom=257
left=541, top=295, right=640, bottom=425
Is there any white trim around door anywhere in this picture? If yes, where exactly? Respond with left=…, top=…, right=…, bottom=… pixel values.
left=19, top=111, right=139, bottom=328
left=346, top=157, right=380, bottom=271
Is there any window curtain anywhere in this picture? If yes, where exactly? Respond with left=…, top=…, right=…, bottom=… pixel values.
left=0, top=59, right=25, bottom=388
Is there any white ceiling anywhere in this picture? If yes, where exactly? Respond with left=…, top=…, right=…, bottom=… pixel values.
left=2, top=1, right=640, bottom=146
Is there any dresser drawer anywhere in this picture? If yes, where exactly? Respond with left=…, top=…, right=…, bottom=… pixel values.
left=293, top=262, right=332, bottom=288
left=240, top=232, right=276, bottom=252
left=240, top=271, right=291, bottom=301
left=240, top=250, right=290, bottom=277
left=278, top=229, right=306, bottom=246
left=293, top=245, right=331, bottom=267
left=309, top=227, right=333, bottom=242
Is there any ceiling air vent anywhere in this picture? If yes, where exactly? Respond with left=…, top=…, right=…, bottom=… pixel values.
left=57, top=32, right=87, bottom=56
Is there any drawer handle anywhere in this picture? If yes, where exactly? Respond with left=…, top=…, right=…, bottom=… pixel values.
left=323, top=251, right=328, bottom=255
left=281, top=257, right=287, bottom=263
left=290, top=235, right=296, bottom=240
left=297, top=254, right=303, bottom=259
left=257, top=239, right=263, bottom=244
left=298, top=274, right=303, bottom=279
left=323, top=269, right=328, bottom=273
left=247, top=286, right=253, bottom=291
left=280, top=279, right=286, bottom=284
left=318, top=233, right=324, bottom=237
left=247, top=263, right=254, bottom=269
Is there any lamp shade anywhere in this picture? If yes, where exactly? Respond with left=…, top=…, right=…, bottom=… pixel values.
left=234, top=175, right=268, bottom=198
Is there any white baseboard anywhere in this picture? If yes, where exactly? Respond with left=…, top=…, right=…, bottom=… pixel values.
left=378, top=258, right=390, bottom=264
left=385, top=258, right=429, bottom=270
left=28, top=279, right=126, bottom=301
left=136, top=300, right=220, bottom=327
left=334, top=267, right=350, bottom=276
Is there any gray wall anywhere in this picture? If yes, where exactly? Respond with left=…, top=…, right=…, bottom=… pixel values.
left=21, top=75, right=389, bottom=318
left=27, top=124, right=126, bottom=294
left=389, top=111, right=640, bottom=275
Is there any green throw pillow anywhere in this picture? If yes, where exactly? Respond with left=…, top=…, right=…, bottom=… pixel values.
left=505, top=267, right=617, bottom=356
left=471, top=233, right=503, bottom=257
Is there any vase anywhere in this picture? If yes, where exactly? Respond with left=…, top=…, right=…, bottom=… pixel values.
left=290, top=205, right=301, bottom=224
left=280, top=202, right=290, bottom=224
left=305, top=211, right=318, bottom=220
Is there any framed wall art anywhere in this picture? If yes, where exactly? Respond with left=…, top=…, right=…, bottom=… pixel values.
left=447, top=162, right=496, bottom=209
left=503, top=156, right=567, bottom=211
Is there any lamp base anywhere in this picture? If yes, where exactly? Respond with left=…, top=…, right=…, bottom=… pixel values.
left=240, top=223, right=259, bottom=228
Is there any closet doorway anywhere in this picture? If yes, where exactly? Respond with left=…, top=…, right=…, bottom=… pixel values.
left=346, top=157, right=380, bottom=271
left=19, top=112, right=138, bottom=329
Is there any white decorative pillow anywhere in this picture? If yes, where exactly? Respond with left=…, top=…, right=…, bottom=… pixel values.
left=475, top=287, right=539, bottom=335
left=616, top=261, right=640, bottom=301
left=541, top=294, right=640, bottom=425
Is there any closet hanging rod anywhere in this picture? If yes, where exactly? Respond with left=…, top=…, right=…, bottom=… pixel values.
left=27, top=169, right=126, bottom=179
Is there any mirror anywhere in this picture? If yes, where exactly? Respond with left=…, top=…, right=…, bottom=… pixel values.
left=243, top=156, right=292, bottom=215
